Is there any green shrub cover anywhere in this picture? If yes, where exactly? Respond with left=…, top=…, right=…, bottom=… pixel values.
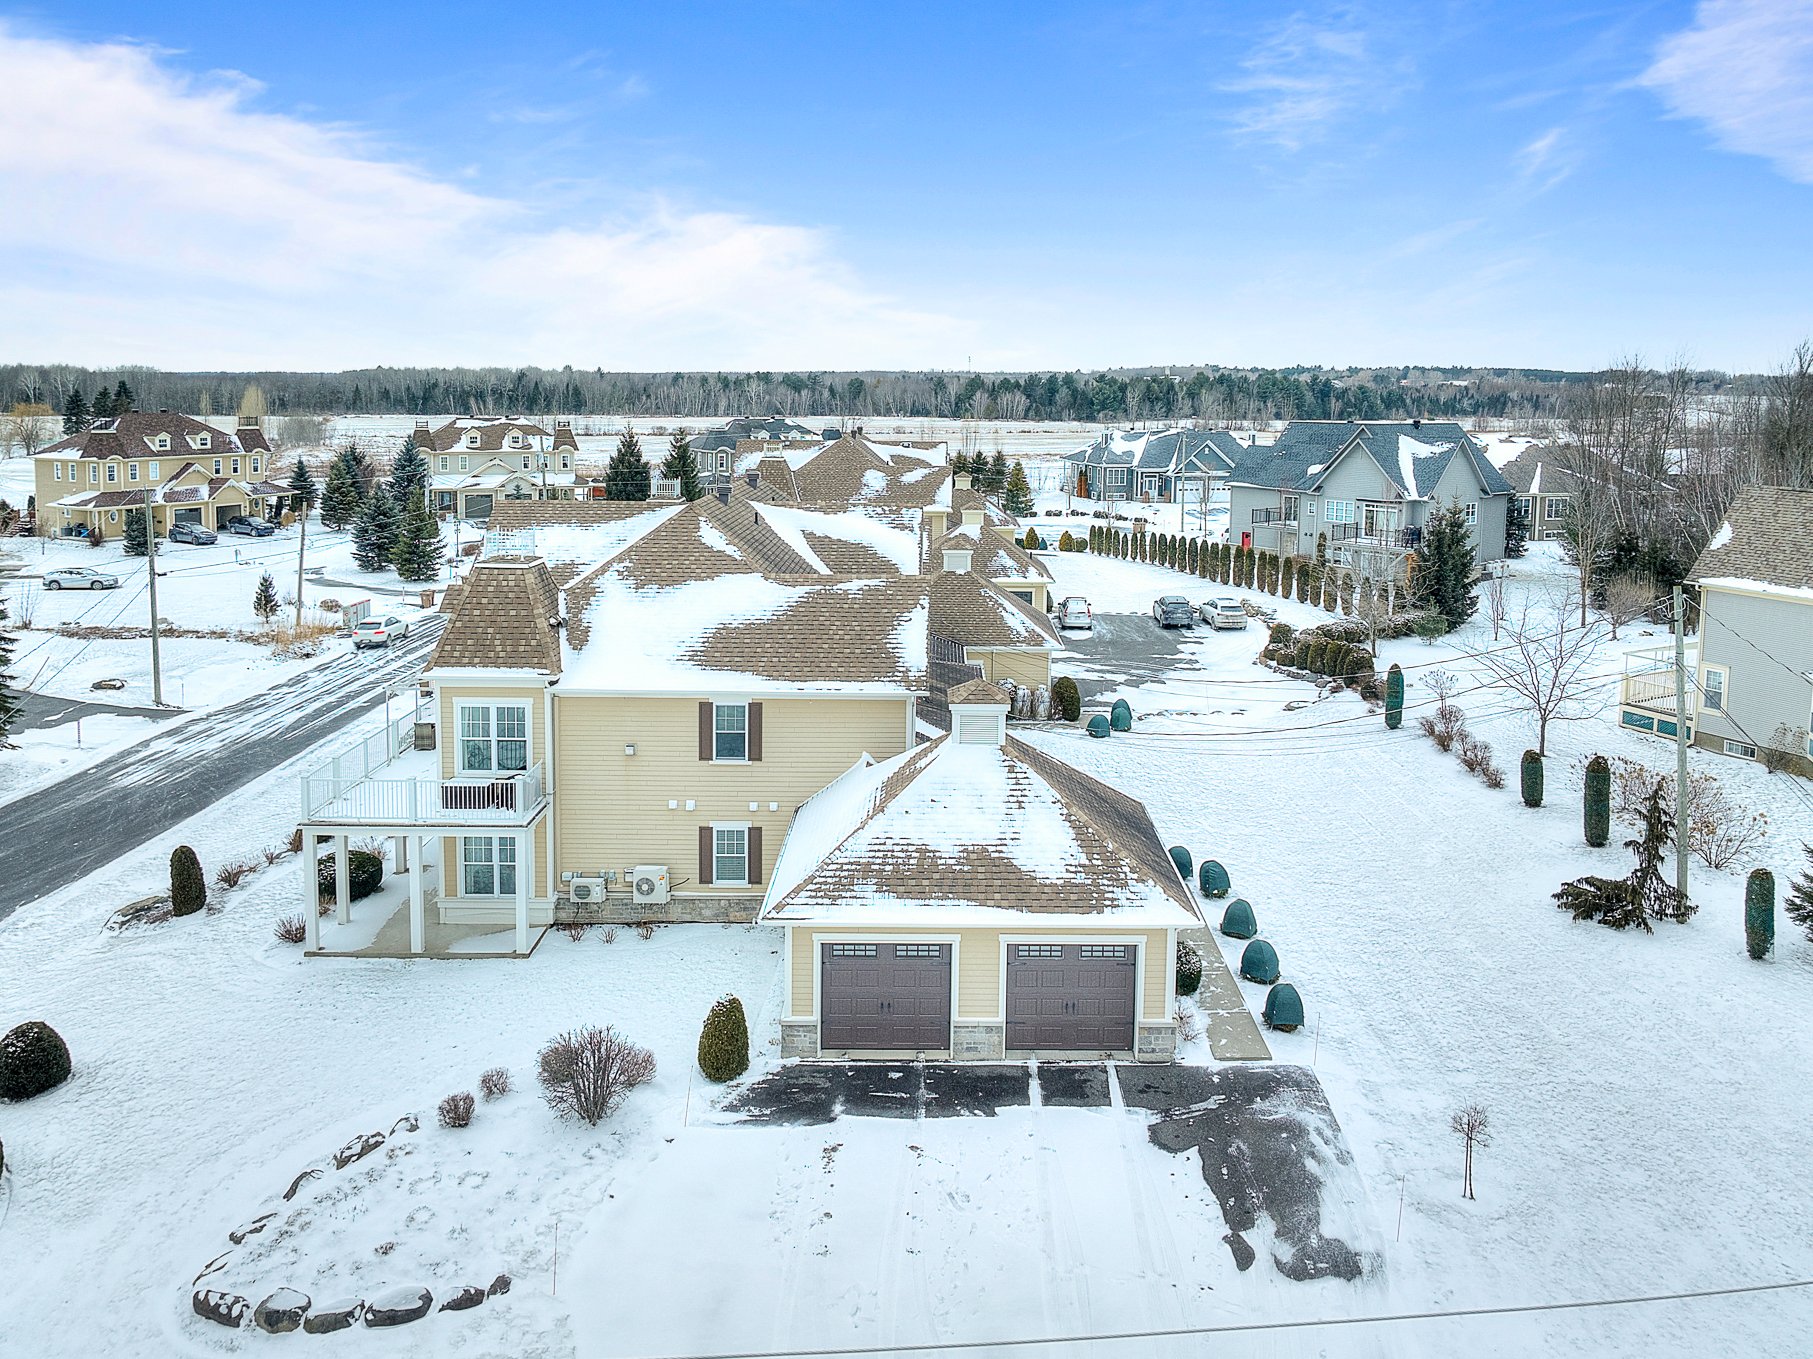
left=1109, top=698, right=1132, bottom=732
left=1200, top=860, right=1230, bottom=898
left=1520, top=750, right=1544, bottom=808
left=698, top=995, right=750, bottom=1081
left=1239, top=939, right=1280, bottom=984
left=1086, top=714, right=1111, bottom=738
left=1263, top=982, right=1304, bottom=1031
left=1385, top=663, right=1404, bottom=729
left=1219, top=897, right=1257, bottom=939
left=1747, top=869, right=1776, bottom=961
left=0, top=1020, right=72, bottom=1101
left=1168, top=845, right=1193, bottom=882
left=1584, top=754, right=1611, bottom=847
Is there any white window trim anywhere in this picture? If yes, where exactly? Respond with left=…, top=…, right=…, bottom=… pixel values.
left=460, top=834, right=519, bottom=896
left=106, top=463, right=117, bottom=482
left=454, top=699, right=532, bottom=775
left=1724, top=739, right=1758, bottom=760
left=88, top=464, right=99, bottom=483
left=711, top=821, right=750, bottom=887
left=212, top=459, right=222, bottom=475
left=53, top=463, right=62, bottom=481
left=802, top=930, right=962, bottom=1025
left=148, top=460, right=160, bottom=479
left=1463, top=502, right=1478, bottom=526
left=231, top=458, right=241, bottom=475
left=712, top=701, right=749, bottom=763
left=439, top=456, right=450, bottom=472
left=1700, top=664, right=1728, bottom=713
left=1545, top=495, right=1570, bottom=521
left=458, top=455, right=470, bottom=471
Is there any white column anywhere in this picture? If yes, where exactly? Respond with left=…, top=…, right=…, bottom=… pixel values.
left=394, top=834, right=408, bottom=873
left=514, top=829, right=530, bottom=956
left=303, top=834, right=320, bottom=951
left=335, top=835, right=351, bottom=925
left=408, top=834, right=425, bottom=955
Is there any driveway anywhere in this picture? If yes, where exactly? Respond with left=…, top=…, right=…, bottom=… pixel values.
left=1054, top=610, right=1256, bottom=703
left=8, top=690, right=182, bottom=733
left=0, top=618, right=444, bottom=921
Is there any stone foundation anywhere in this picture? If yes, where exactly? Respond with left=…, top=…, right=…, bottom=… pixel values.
left=554, top=894, right=760, bottom=926
left=1136, top=1022, right=1179, bottom=1063
left=779, top=1020, right=818, bottom=1058
left=952, top=1022, right=1006, bottom=1060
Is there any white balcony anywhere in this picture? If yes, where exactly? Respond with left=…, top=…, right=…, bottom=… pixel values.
left=299, top=714, right=547, bottom=828
left=1618, top=644, right=1699, bottom=741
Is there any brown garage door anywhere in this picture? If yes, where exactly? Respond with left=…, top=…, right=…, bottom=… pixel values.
left=1006, top=944, right=1137, bottom=1052
left=820, top=942, right=951, bottom=1052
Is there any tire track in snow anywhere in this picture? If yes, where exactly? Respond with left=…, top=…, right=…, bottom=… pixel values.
left=0, top=619, right=443, bottom=920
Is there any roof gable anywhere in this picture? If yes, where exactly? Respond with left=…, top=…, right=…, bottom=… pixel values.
left=1689, top=485, right=1813, bottom=597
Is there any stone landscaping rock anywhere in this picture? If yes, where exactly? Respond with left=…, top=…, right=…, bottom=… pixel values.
left=363, top=1285, right=433, bottom=1327
left=253, top=1288, right=310, bottom=1334
left=282, top=1167, right=322, bottom=1201
left=487, top=1273, right=512, bottom=1297
left=439, top=1285, right=487, bottom=1312
left=333, top=1131, right=385, bottom=1170
left=390, top=1114, right=420, bottom=1136
left=192, top=1290, right=249, bottom=1328
left=1222, top=1231, right=1256, bottom=1272
left=191, top=1251, right=233, bottom=1286
left=229, top=1212, right=277, bottom=1245
left=303, top=1299, right=365, bottom=1334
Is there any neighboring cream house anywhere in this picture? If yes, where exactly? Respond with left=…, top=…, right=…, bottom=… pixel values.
left=34, top=412, right=289, bottom=537
left=763, top=681, right=1204, bottom=1062
left=417, top=417, right=579, bottom=519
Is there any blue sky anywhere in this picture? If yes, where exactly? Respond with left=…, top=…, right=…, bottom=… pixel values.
left=2, top=1, right=1810, bottom=371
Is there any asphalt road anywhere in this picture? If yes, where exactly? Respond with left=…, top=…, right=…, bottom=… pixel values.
left=10, top=690, right=181, bottom=733
left=0, top=618, right=444, bottom=921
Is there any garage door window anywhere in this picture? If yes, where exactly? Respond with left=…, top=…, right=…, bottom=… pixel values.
left=829, top=944, right=877, bottom=957
left=896, top=944, right=942, bottom=957
left=1079, top=946, right=1129, bottom=959
left=1016, top=945, right=1063, bottom=958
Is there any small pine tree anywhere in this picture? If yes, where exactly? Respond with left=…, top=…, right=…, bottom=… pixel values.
left=661, top=430, right=703, bottom=501
left=1021, top=526, right=1040, bottom=550
left=1281, top=556, right=1295, bottom=598
left=1584, top=755, right=1612, bottom=847
left=320, top=447, right=367, bottom=529
left=0, top=594, right=21, bottom=741
left=170, top=844, right=206, bottom=917
left=1002, top=461, right=1035, bottom=516
left=1504, top=494, right=1529, bottom=559
left=604, top=431, right=651, bottom=501
left=1051, top=676, right=1081, bottom=721
left=90, top=387, right=114, bottom=421
left=1520, top=750, right=1544, bottom=807
left=113, top=379, right=135, bottom=414
left=392, top=491, right=444, bottom=582
left=351, top=485, right=400, bottom=571
left=1784, top=842, right=1813, bottom=941
left=1187, top=538, right=1200, bottom=575
left=1746, top=869, right=1775, bottom=961
left=389, top=442, right=430, bottom=504
left=122, top=507, right=149, bottom=558
left=289, top=457, right=318, bottom=516
left=1416, top=500, right=1478, bottom=629
left=253, top=572, right=280, bottom=624
left=61, top=390, right=90, bottom=435
left=697, top=995, right=750, bottom=1082
left=1552, top=788, right=1694, bottom=931
left=986, top=450, right=1009, bottom=494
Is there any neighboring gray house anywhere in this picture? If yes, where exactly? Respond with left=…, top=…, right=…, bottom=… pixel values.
left=1226, top=420, right=1513, bottom=581
left=1498, top=446, right=1578, bottom=542
left=1064, top=428, right=1245, bottom=505
left=689, top=416, right=826, bottom=476
left=1683, top=486, right=1813, bottom=772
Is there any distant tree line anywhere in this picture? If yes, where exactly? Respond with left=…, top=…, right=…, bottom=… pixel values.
left=0, top=360, right=1771, bottom=428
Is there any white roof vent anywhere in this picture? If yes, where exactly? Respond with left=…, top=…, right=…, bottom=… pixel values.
left=943, top=547, right=973, bottom=573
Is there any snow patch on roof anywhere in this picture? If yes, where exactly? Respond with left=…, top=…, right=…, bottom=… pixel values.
left=758, top=503, right=920, bottom=574
left=1707, top=521, right=1733, bottom=552
left=892, top=598, right=930, bottom=675
left=698, top=518, right=743, bottom=560
left=752, top=508, right=832, bottom=574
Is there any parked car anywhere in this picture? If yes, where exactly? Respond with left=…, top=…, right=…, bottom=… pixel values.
left=1054, top=596, right=1093, bottom=631
left=43, top=566, right=120, bottom=591
left=168, top=522, right=218, bottom=545
left=1151, top=595, right=1197, bottom=629
left=353, top=615, right=412, bottom=649
left=1205, top=597, right=1248, bottom=630
left=226, top=516, right=276, bottom=537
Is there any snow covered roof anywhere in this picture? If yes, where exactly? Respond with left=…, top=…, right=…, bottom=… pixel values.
left=421, top=417, right=551, bottom=452
left=760, top=734, right=1202, bottom=927
left=735, top=432, right=951, bottom=509
left=1498, top=447, right=1579, bottom=499
left=1228, top=420, right=1512, bottom=499
left=1065, top=428, right=1243, bottom=476
left=927, top=523, right=1052, bottom=582
left=928, top=571, right=1060, bottom=648
left=1689, top=486, right=1813, bottom=601
left=40, top=412, right=266, bottom=462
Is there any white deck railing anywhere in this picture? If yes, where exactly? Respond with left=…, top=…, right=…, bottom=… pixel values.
left=298, top=713, right=547, bottom=826
left=1619, top=645, right=1700, bottom=717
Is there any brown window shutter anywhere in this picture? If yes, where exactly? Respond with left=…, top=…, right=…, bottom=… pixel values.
left=698, top=825, right=713, bottom=885
left=747, top=826, right=763, bottom=885
left=748, top=701, right=763, bottom=762
left=698, top=700, right=713, bottom=761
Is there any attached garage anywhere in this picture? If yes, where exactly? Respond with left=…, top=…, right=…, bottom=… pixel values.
left=464, top=492, right=494, bottom=520
left=820, top=941, right=951, bottom=1052
left=172, top=507, right=203, bottom=525
left=1005, top=943, right=1137, bottom=1053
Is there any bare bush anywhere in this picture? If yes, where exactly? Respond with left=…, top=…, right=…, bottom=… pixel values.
left=602, top=927, right=618, bottom=945
left=352, top=837, right=390, bottom=864
left=262, top=846, right=285, bottom=867
left=1603, top=756, right=1770, bottom=870
left=557, top=922, right=588, bottom=942
left=288, top=827, right=305, bottom=855
left=213, top=859, right=258, bottom=890
left=1763, top=725, right=1810, bottom=776
left=273, top=914, right=308, bottom=944
left=537, top=1026, right=656, bottom=1126
left=480, top=1067, right=512, bottom=1100
left=635, top=922, right=655, bottom=941
left=438, top=1092, right=475, bottom=1129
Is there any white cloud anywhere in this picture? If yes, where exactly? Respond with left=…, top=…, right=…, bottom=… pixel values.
left=1512, top=126, right=1577, bottom=191
left=1221, top=10, right=1404, bottom=150
left=0, top=23, right=962, bottom=369
left=1639, top=0, right=1813, bottom=184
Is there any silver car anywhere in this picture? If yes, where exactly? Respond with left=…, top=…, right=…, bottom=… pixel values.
left=1205, top=598, right=1248, bottom=630
left=1054, top=596, right=1093, bottom=631
left=44, top=566, right=121, bottom=591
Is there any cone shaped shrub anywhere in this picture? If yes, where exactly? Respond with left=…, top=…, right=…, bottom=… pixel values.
left=698, top=995, right=750, bottom=1082
left=1584, top=755, right=1611, bottom=847
left=1747, top=869, right=1775, bottom=961
left=1385, top=664, right=1405, bottom=729
left=170, top=844, right=206, bottom=917
left=1240, top=938, right=1280, bottom=984
left=1051, top=676, right=1081, bottom=722
left=0, top=1020, right=72, bottom=1101
left=1520, top=750, right=1544, bottom=808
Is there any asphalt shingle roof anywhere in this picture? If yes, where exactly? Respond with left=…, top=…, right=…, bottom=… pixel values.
left=1689, top=485, right=1813, bottom=594
left=427, top=558, right=563, bottom=674
left=1227, top=420, right=1512, bottom=498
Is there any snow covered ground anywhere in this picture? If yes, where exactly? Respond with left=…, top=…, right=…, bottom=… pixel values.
left=3, top=537, right=1812, bottom=1357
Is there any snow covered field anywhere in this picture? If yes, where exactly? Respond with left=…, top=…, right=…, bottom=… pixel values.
left=2, top=540, right=1811, bottom=1357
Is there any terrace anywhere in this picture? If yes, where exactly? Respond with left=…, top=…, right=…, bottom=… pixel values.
left=1618, top=644, right=1699, bottom=742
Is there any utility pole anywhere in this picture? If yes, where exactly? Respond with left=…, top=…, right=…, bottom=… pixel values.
left=295, top=489, right=308, bottom=628
left=1672, top=585, right=1690, bottom=903
left=144, top=488, right=163, bottom=707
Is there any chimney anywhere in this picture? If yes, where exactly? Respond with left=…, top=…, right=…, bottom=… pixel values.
left=745, top=471, right=758, bottom=489
left=717, top=483, right=731, bottom=506
left=556, top=418, right=571, bottom=430
left=942, top=546, right=974, bottom=573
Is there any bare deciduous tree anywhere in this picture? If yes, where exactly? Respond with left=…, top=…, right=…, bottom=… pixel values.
left=1477, top=583, right=1609, bottom=756
left=1601, top=572, right=1658, bottom=640
left=1450, top=1104, right=1491, bottom=1200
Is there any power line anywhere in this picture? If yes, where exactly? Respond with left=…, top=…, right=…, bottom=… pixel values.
left=621, top=1276, right=1813, bottom=1359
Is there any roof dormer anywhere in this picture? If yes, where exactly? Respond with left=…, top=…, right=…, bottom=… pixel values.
left=466, top=431, right=482, bottom=449
left=150, top=433, right=171, bottom=452
left=948, top=679, right=1009, bottom=745
left=942, top=546, right=974, bottom=573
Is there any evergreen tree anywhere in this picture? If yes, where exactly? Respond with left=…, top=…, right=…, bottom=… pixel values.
left=1553, top=788, right=1695, bottom=931
left=113, top=379, right=135, bottom=414
left=90, top=387, right=114, bottom=421
left=61, top=390, right=90, bottom=435
left=392, top=491, right=444, bottom=582
left=1417, top=500, right=1478, bottom=630
left=986, top=450, right=1009, bottom=494
left=252, top=572, right=280, bottom=624
left=123, top=507, right=149, bottom=557
left=604, top=431, right=651, bottom=500
left=949, top=450, right=972, bottom=478
left=0, top=593, right=21, bottom=741
left=1785, top=843, right=1813, bottom=942
left=319, top=446, right=367, bottom=529
left=1002, top=460, right=1035, bottom=516
left=1503, top=494, right=1529, bottom=559
left=351, top=485, right=400, bottom=571
left=388, top=442, right=430, bottom=504
left=289, top=456, right=318, bottom=517
left=661, top=430, right=703, bottom=501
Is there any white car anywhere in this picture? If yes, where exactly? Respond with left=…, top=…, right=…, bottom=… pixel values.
left=44, top=566, right=121, bottom=591
left=353, top=615, right=412, bottom=648
left=1054, top=596, right=1093, bottom=631
left=1205, top=598, right=1248, bottom=630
